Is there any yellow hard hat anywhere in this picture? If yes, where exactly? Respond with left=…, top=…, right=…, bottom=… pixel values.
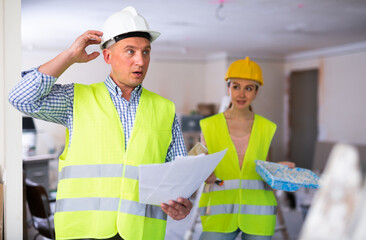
left=225, top=56, right=263, bottom=86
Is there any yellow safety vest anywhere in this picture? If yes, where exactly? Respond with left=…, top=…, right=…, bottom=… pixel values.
left=199, top=113, right=277, bottom=236
left=54, top=82, right=175, bottom=240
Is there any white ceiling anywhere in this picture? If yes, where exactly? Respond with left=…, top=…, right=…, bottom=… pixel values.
left=21, top=0, right=366, bottom=61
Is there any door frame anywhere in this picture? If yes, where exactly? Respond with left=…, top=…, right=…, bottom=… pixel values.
left=285, top=68, right=320, bottom=165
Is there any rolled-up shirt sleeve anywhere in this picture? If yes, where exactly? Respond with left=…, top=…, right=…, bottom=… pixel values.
left=8, top=67, right=73, bottom=127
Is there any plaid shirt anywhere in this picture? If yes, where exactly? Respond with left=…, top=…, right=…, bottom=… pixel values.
left=9, top=68, right=187, bottom=162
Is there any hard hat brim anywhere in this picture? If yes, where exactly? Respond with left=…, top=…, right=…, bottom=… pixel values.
left=100, top=30, right=161, bottom=50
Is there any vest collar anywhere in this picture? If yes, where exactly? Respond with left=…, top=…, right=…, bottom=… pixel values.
left=104, top=76, right=142, bottom=99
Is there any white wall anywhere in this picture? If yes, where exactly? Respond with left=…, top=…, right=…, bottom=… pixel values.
left=146, top=59, right=206, bottom=115
left=203, top=58, right=228, bottom=105
left=1, top=0, right=23, bottom=238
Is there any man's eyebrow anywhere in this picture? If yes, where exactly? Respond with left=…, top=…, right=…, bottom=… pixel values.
left=123, top=45, right=151, bottom=50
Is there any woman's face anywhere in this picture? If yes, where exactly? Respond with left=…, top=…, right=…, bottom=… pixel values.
left=228, top=78, right=259, bottom=110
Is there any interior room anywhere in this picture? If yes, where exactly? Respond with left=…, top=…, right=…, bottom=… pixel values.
left=1, top=0, right=366, bottom=239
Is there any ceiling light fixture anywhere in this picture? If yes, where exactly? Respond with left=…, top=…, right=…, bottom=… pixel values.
left=212, top=0, right=231, bottom=21
left=216, top=0, right=225, bottom=21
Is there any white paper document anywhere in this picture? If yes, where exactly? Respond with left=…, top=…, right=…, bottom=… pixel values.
left=139, top=149, right=227, bottom=205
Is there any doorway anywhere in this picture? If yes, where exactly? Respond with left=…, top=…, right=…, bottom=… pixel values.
left=288, top=70, right=318, bottom=169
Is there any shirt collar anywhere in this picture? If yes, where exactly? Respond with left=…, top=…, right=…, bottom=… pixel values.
left=104, top=76, right=142, bottom=99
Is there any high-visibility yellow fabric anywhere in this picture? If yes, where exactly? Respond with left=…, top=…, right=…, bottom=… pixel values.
left=199, top=113, right=277, bottom=236
left=55, top=82, right=175, bottom=240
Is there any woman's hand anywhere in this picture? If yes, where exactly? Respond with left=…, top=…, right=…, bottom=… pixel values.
left=278, top=161, right=296, bottom=168
left=205, top=172, right=217, bottom=184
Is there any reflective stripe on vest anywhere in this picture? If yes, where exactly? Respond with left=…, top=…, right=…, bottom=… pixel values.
left=199, top=204, right=277, bottom=216
left=56, top=198, right=166, bottom=220
left=59, top=164, right=139, bottom=180
left=119, top=199, right=167, bottom=220
left=204, top=179, right=271, bottom=193
left=56, top=197, right=120, bottom=212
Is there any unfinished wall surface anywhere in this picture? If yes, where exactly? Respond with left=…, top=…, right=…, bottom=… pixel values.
left=285, top=49, right=366, bottom=146
left=203, top=58, right=228, bottom=106
left=320, top=52, right=366, bottom=145
left=146, top=60, right=206, bottom=115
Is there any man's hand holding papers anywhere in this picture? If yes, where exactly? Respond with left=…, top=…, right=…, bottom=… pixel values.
left=138, top=148, right=227, bottom=220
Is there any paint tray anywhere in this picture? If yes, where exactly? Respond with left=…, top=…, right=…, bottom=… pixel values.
left=255, top=160, right=320, bottom=192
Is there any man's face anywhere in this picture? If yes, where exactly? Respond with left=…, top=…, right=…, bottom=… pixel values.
left=103, top=37, right=151, bottom=91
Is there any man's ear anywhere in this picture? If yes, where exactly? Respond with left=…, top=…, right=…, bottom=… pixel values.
left=103, top=49, right=111, bottom=64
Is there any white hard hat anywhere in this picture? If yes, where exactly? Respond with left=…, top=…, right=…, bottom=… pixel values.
left=100, top=6, right=160, bottom=49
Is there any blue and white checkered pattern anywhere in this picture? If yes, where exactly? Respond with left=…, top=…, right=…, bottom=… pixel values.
left=9, top=68, right=187, bottom=162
